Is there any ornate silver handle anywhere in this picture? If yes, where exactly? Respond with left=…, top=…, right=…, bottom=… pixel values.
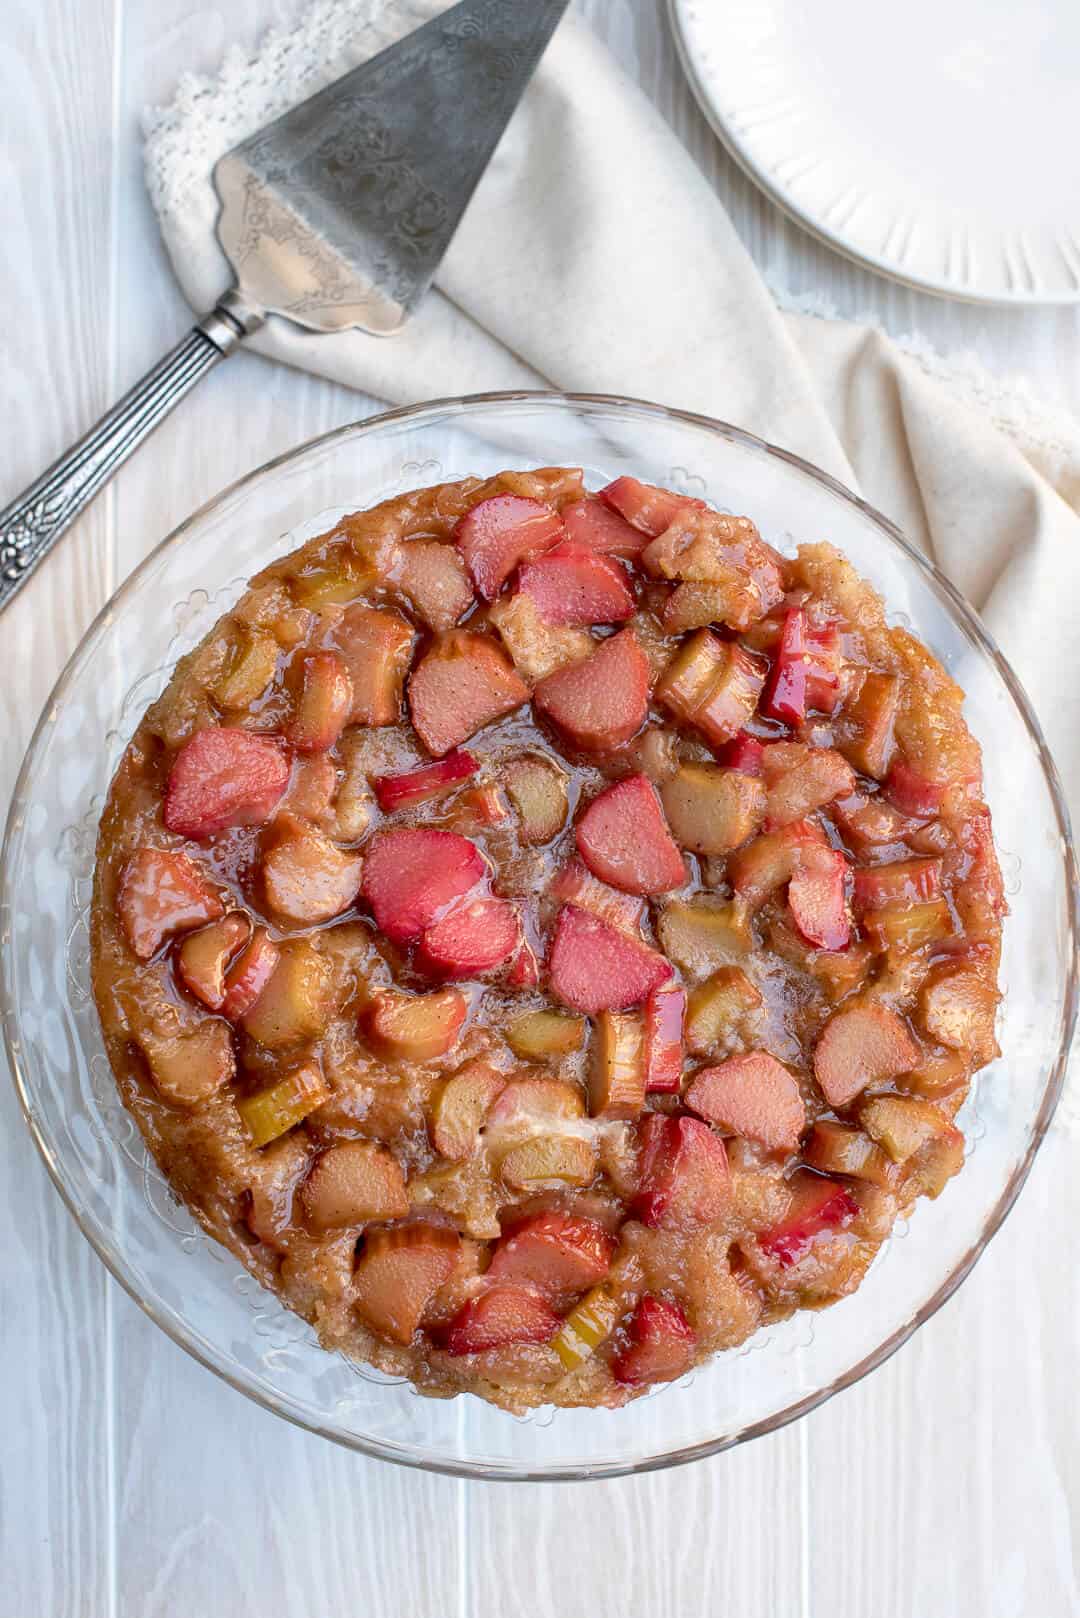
left=0, top=297, right=262, bottom=614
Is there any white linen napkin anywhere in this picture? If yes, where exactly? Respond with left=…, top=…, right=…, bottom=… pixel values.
left=145, top=0, right=1080, bottom=1121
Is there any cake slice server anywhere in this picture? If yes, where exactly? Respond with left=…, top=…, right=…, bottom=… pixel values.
left=0, top=0, right=569, bottom=614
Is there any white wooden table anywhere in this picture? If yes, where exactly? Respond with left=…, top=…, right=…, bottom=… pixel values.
left=4, top=3, right=1079, bottom=1614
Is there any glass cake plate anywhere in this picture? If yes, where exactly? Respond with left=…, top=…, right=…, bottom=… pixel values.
left=2, top=392, right=1075, bottom=1479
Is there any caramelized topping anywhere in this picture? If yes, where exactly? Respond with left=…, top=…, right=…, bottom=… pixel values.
left=94, top=465, right=1001, bottom=1412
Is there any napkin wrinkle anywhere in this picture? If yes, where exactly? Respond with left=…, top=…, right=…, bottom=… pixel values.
left=143, top=0, right=1080, bottom=1132
left=772, top=277, right=1080, bottom=480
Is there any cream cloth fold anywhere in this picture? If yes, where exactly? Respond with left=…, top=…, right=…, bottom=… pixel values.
left=145, top=0, right=1080, bottom=1122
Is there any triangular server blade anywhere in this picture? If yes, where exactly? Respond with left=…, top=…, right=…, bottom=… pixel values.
left=213, top=0, right=569, bottom=335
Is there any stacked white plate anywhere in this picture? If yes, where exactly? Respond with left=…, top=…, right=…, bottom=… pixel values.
left=669, top=0, right=1080, bottom=304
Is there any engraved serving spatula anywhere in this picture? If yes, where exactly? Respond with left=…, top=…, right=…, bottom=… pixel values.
left=0, top=0, right=569, bottom=613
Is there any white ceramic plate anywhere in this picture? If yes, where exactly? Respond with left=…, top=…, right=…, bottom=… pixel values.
left=670, top=0, right=1080, bottom=305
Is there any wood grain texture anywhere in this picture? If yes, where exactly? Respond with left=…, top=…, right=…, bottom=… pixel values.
left=1, top=6, right=120, bottom=1618
left=1, top=0, right=1078, bottom=1614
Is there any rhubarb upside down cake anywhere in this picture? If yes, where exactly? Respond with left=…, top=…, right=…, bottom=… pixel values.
left=91, top=466, right=1004, bottom=1411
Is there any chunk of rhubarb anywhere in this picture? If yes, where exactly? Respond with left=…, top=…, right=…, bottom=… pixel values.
left=432, top=1061, right=506, bottom=1159
left=599, top=476, right=704, bottom=537
left=552, top=1283, right=621, bottom=1371
left=635, top=1113, right=731, bottom=1228
left=852, top=857, right=943, bottom=911
left=288, top=548, right=378, bottom=608
left=641, top=504, right=774, bottom=579
left=408, top=631, right=528, bottom=755
left=220, top=927, right=280, bottom=1021
left=655, top=631, right=765, bottom=748
left=644, top=983, right=686, bottom=1093
left=657, top=900, right=752, bottom=978
left=839, top=671, right=900, bottom=779
left=803, top=1120, right=896, bottom=1187
left=488, top=1211, right=615, bottom=1300
left=262, top=814, right=364, bottom=926
left=330, top=603, right=415, bottom=726
left=660, top=763, right=765, bottom=855
left=561, top=495, right=648, bottom=557
left=760, top=608, right=842, bottom=723
left=332, top=732, right=375, bottom=841
left=762, top=743, right=856, bottom=829
left=645, top=508, right=782, bottom=628
left=505, top=937, right=540, bottom=988
left=244, top=1133, right=310, bottom=1247
left=396, top=540, right=475, bottom=632
left=486, top=1076, right=587, bottom=1133
left=506, top=1011, right=586, bottom=1061
left=900, top=1047, right=972, bottom=1100
left=865, top=898, right=954, bottom=952
left=355, top=1225, right=461, bottom=1344
left=550, top=857, right=645, bottom=934
left=360, top=827, right=485, bottom=944
left=177, top=912, right=250, bottom=1009
left=832, top=791, right=923, bottom=851
left=549, top=905, right=672, bottom=1014
left=372, top=750, right=477, bottom=813
left=452, top=784, right=509, bottom=829
left=362, top=987, right=469, bottom=1062
left=857, top=1095, right=964, bottom=1198
left=239, top=940, right=333, bottom=1049
left=454, top=494, right=565, bottom=599
left=813, top=1000, right=920, bottom=1108
left=118, top=848, right=223, bottom=960
left=627, top=725, right=681, bottom=784
left=576, top=774, right=686, bottom=896
left=611, top=1294, right=695, bottom=1387
left=685, top=966, right=762, bottom=1055
left=164, top=728, right=289, bottom=839
left=300, top=1140, right=409, bottom=1230
left=534, top=626, right=649, bottom=751
left=760, top=625, right=808, bottom=724
left=713, top=732, right=765, bottom=776
left=660, top=577, right=760, bottom=635
left=686, top=1052, right=806, bottom=1151
left=518, top=545, right=635, bottom=627
left=589, top=1010, right=647, bottom=1119
left=883, top=759, right=946, bottom=818
left=212, top=629, right=279, bottom=711
left=728, top=820, right=827, bottom=907
left=138, top=1021, right=235, bottom=1108
left=500, top=1135, right=597, bottom=1189
left=918, top=965, right=999, bottom=1063
left=416, top=896, right=520, bottom=979
left=286, top=651, right=353, bottom=753
left=237, top=1060, right=331, bottom=1147
left=788, top=847, right=851, bottom=951
left=757, top=1173, right=858, bottom=1266
left=697, top=644, right=769, bottom=744
left=953, top=809, right=1006, bottom=944
left=488, top=591, right=593, bottom=682
left=445, top=1284, right=561, bottom=1354
left=288, top=753, right=338, bottom=824
left=503, top=753, right=569, bottom=844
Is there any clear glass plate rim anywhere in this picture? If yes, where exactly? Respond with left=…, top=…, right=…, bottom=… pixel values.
left=2, top=387, right=1077, bottom=1481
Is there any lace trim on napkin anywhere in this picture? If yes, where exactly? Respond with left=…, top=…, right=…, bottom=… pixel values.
left=142, top=0, right=392, bottom=216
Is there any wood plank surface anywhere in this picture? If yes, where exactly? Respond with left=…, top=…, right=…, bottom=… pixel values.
left=1, top=0, right=1077, bottom=1614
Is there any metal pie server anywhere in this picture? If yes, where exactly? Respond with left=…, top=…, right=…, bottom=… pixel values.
left=0, top=0, right=568, bottom=613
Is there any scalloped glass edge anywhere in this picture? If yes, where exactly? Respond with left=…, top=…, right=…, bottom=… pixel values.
left=2, top=389, right=1077, bottom=1482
